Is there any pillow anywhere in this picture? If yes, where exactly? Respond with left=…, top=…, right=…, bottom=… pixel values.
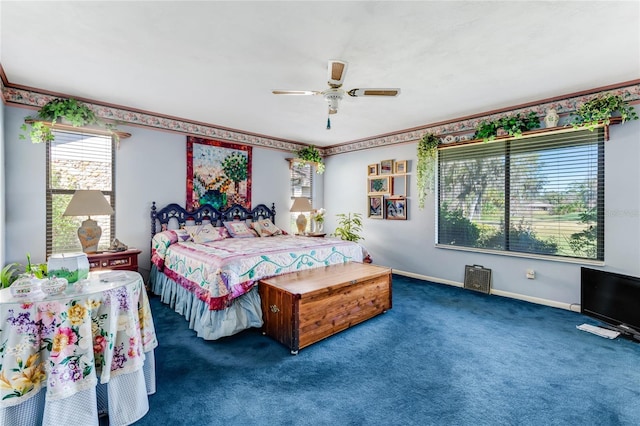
left=174, top=228, right=192, bottom=242
left=223, top=221, right=257, bottom=238
left=251, top=219, right=283, bottom=237
left=184, top=224, right=227, bottom=243
left=151, top=230, right=177, bottom=268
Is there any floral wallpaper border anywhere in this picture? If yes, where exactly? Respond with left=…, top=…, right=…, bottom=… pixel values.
left=2, top=79, right=639, bottom=157
left=324, top=83, right=640, bottom=156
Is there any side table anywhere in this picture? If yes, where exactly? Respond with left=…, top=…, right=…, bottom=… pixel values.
left=88, top=249, right=142, bottom=272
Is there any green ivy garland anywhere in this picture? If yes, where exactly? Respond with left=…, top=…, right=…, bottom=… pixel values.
left=20, top=98, right=120, bottom=144
left=473, top=111, right=540, bottom=141
left=295, top=145, right=325, bottom=173
left=417, top=133, right=439, bottom=210
left=571, top=94, right=638, bottom=131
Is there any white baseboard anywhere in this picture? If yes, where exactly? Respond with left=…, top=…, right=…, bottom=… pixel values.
left=392, top=269, right=580, bottom=312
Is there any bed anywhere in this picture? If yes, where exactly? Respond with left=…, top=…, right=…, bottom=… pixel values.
left=149, top=201, right=365, bottom=340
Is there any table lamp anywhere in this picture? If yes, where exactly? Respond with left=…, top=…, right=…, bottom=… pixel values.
left=63, top=190, right=114, bottom=253
left=290, top=197, right=312, bottom=234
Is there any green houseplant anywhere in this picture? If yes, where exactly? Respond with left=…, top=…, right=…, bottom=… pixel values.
left=1, top=254, right=47, bottom=289
left=473, top=111, right=540, bottom=141
left=295, top=145, right=325, bottom=174
left=417, top=133, right=439, bottom=210
left=571, top=94, right=638, bottom=131
left=20, top=97, right=119, bottom=144
left=332, top=212, right=364, bottom=242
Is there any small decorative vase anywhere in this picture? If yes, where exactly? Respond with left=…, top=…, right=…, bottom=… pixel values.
left=10, top=276, right=42, bottom=298
left=544, top=109, right=559, bottom=128
left=42, top=277, right=68, bottom=296
left=316, top=222, right=324, bottom=233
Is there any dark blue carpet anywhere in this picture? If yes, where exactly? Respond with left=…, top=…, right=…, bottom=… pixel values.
left=133, top=275, right=640, bottom=426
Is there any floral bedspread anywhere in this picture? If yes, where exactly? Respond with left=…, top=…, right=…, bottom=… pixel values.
left=0, top=272, right=157, bottom=407
left=151, top=233, right=364, bottom=310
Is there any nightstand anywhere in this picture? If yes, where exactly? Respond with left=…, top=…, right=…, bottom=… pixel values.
left=87, top=249, right=142, bottom=272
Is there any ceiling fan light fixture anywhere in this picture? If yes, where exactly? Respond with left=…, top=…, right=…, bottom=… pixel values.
left=272, top=59, right=401, bottom=128
left=324, top=90, right=344, bottom=113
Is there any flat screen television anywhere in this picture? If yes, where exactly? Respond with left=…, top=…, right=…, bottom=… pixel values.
left=581, top=267, right=640, bottom=341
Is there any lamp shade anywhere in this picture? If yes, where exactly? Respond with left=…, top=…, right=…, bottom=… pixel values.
left=290, top=197, right=312, bottom=213
left=63, top=190, right=114, bottom=217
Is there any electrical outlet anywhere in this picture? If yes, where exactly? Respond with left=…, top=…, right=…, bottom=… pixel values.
left=526, top=269, right=535, bottom=279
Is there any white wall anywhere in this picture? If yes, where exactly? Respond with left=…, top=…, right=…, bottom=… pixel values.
left=4, top=102, right=639, bottom=308
left=3, top=105, right=296, bottom=277
left=324, top=120, right=640, bottom=307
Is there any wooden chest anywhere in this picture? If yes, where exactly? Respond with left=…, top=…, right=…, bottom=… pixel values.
left=259, top=262, right=392, bottom=354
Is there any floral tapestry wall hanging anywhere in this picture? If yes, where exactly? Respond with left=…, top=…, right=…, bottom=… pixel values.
left=187, top=136, right=252, bottom=211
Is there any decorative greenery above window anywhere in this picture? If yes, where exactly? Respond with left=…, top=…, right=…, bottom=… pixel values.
left=295, top=145, right=325, bottom=173
left=20, top=98, right=121, bottom=144
left=473, top=111, right=540, bottom=141
left=571, top=94, right=638, bottom=131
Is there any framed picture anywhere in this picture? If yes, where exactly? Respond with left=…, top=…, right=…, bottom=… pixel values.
left=187, top=136, right=252, bottom=211
left=392, top=175, right=406, bottom=197
left=368, top=195, right=385, bottom=219
left=368, top=176, right=392, bottom=195
left=367, top=164, right=379, bottom=176
left=380, top=159, right=394, bottom=175
left=386, top=197, right=407, bottom=220
left=394, top=160, right=407, bottom=174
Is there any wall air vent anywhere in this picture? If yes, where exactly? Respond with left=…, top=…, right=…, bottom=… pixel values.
left=464, top=264, right=492, bottom=294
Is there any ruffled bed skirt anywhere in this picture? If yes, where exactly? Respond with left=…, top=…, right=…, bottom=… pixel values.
left=149, top=265, right=263, bottom=340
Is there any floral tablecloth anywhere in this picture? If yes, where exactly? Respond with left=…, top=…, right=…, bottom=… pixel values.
left=0, top=271, right=157, bottom=408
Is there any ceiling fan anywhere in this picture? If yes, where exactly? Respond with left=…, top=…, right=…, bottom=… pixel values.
left=272, top=60, right=400, bottom=129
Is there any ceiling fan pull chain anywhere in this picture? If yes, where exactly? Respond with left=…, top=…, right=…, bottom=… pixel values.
left=326, top=116, right=331, bottom=130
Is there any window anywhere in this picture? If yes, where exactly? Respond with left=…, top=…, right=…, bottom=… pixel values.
left=47, top=130, right=115, bottom=256
left=438, top=128, right=604, bottom=261
left=289, top=162, right=313, bottom=232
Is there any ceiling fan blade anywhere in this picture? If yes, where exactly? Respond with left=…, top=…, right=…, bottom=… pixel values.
left=327, top=60, right=348, bottom=88
left=272, top=90, right=322, bottom=95
left=347, top=88, right=401, bottom=97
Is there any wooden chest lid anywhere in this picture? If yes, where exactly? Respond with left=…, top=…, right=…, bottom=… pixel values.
left=259, top=262, right=391, bottom=298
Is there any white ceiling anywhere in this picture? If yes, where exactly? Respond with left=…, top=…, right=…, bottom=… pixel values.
left=1, top=1, right=639, bottom=147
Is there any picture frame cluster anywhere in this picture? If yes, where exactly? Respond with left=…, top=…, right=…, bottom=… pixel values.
left=366, top=159, right=408, bottom=220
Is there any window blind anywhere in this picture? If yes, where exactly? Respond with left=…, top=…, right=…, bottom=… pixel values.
left=290, top=162, right=313, bottom=199
left=289, top=162, right=314, bottom=232
left=438, top=128, right=604, bottom=260
left=46, top=130, right=115, bottom=255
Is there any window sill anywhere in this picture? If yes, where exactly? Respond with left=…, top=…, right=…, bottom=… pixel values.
left=435, top=243, right=605, bottom=266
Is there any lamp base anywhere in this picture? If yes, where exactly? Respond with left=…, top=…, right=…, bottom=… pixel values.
left=296, top=213, right=307, bottom=235
left=78, top=218, right=102, bottom=253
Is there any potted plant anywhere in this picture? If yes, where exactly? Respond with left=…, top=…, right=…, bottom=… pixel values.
left=332, top=212, right=364, bottom=242
left=417, top=133, right=439, bottom=210
left=571, top=94, right=638, bottom=131
left=473, top=111, right=540, bottom=141
left=295, top=145, right=325, bottom=174
left=20, top=97, right=120, bottom=144
left=1, top=254, right=47, bottom=289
